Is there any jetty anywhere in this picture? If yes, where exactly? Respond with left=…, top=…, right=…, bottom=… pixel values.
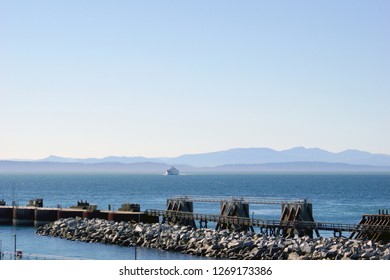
left=0, top=196, right=389, bottom=243
left=36, top=217, right=390, bottom=260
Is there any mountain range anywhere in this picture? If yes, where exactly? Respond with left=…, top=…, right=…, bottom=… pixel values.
left=1, top=147, right=390, bottom=173
left=38, top=147, right=390, bottom=167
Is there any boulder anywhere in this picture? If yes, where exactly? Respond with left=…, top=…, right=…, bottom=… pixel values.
left=288, top=252, right=300, bottom=260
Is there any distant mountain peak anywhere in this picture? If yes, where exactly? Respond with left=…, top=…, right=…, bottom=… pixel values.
left=31, top=147, right=390, bottom=167
left=285, top=146, right=306, bottom=151
left=42, top=155, right=76, bottom=162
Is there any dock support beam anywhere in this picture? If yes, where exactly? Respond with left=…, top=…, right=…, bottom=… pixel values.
left=216, top=200, right=253, bottom=232
left=165, top=198, right=196, bottom=228
left=280, top=201, right=318, bottom=238
left=351, top=211, right=390, bottom=242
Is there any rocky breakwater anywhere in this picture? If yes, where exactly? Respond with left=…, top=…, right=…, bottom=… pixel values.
left=36, top=217, right=390, bottom=260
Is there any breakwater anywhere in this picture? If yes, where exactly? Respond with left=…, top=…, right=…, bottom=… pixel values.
left=0, top=206, right=158, bottom=226
left=36, top=217, right=390, bottom=260
left=0, top=198, right=158, bottom=226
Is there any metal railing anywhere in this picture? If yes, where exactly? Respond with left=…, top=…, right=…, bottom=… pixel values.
left=145, top=209, right=390, bottom=234
left=168, top=195, right=307, bottom=205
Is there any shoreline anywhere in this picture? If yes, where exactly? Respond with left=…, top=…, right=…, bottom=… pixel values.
left=36, top=217, right=390, bottom=260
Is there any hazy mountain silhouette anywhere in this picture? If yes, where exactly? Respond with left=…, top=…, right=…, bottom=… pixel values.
left=38, top=147, right=390, bottom=167
left=2, top=147, right=390, bottom=173
left=165, top=147, right=390, bottom=167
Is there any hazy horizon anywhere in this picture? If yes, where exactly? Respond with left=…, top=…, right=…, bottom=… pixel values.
left=2, top=146, right=387, bottom=161
left=2, top=146, right=390, bottom=162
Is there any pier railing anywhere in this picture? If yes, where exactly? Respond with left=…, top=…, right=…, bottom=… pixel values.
left=145, top=209, right=390, bottom=234
left=168, top=195, right=306, bottom=205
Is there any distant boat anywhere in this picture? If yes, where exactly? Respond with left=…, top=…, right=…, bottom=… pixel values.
left=165, top=167, right=179, bottom=175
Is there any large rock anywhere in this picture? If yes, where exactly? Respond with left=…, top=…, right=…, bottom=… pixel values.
left=288, top=252, right=300, bottom=260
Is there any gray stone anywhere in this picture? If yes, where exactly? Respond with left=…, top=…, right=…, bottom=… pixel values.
left=243, top=240, right=254, bottom=248
left=382, top=254, right=390, bottom=260
left=300, top=243, right=313, bottom=254
left=288, top=252, right=300, bottom=260
left=361, top=251, right=375, bottom=259
left=350, top=253, right=359, bottom=260
left=326, top=249, right=338, bottom=259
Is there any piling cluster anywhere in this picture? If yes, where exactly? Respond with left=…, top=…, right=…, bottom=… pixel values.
left=36, top=217, right=390, bottom=260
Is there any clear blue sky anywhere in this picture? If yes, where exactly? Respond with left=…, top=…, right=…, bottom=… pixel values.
left=1, top=0, right=389, bottom=159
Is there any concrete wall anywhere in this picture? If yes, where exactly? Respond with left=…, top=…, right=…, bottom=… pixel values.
left=0, top=206, right=13, bottom=224
left=13, top=207, right=35, bottom=226
left=0, top=206, right=158, bottom=226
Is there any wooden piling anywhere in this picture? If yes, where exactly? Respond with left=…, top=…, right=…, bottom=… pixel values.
left=280, top=201, right=318, bottom=238
left=165, top=198, right=196, bottom=227
left=351, top=211, right=390, bottom=242
left=215, top=201, right=252, bottom=231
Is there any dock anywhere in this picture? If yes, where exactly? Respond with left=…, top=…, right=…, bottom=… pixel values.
left=153, top=195, right=390, bottom=242
left=146, top=209, right=390, bottom=236
left=0, top=199, right=158, bottom=226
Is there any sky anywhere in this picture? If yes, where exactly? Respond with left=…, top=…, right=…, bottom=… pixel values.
left=1, top=0, right=389, bottom=159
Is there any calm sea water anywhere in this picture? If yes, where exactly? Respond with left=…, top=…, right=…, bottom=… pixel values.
left=0, top=173, right=389, bottom=259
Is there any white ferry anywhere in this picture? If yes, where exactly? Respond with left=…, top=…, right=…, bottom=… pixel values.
left=165, top=167, right=179, bottom=175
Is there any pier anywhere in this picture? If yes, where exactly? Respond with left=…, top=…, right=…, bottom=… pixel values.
left=1, top=196, right=389, bottom=243
left=163, top=196, right=316, bottom=235
left=149, top=195, right=390, bottom=242
left=146, top=209, right=390, bottom=236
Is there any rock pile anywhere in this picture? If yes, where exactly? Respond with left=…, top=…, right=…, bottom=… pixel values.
left=36, top=217, right=390, bottom=260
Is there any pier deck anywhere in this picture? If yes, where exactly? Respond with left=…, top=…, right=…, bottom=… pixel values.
left=145, top=209, right=390, bottom=237
left=169, top=195, right=306, bottom=205
left=0, top=205, right=158, bottom=225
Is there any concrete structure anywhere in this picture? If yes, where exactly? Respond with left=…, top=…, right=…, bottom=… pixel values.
left=215, top=200, right=251, bottom=231
left=350, top=210, right=390, bottom=242
left=34, top=208, right=59, bottom=226
left=118, top=203, right=140, bottom=212
left=27, top=199, right=43, bottom=207
left=0, top=199, right=158, bottom=226
left=0, top=206, right=13, bottom=224
left=13, top=207, right=36, bottom=226
left=165, top=198, right=195, bottom=227
left=280, top=200, right=318, bottom=238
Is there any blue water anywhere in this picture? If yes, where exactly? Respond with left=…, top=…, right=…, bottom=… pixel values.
left=0, top=173, right=389, bottom=259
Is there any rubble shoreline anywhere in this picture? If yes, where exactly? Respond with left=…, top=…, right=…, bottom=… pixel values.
left=36, top=217, right=390, bottom=260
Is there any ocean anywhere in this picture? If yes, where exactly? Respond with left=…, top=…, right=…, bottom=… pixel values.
left=0, top=173, right=389, bottom=259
